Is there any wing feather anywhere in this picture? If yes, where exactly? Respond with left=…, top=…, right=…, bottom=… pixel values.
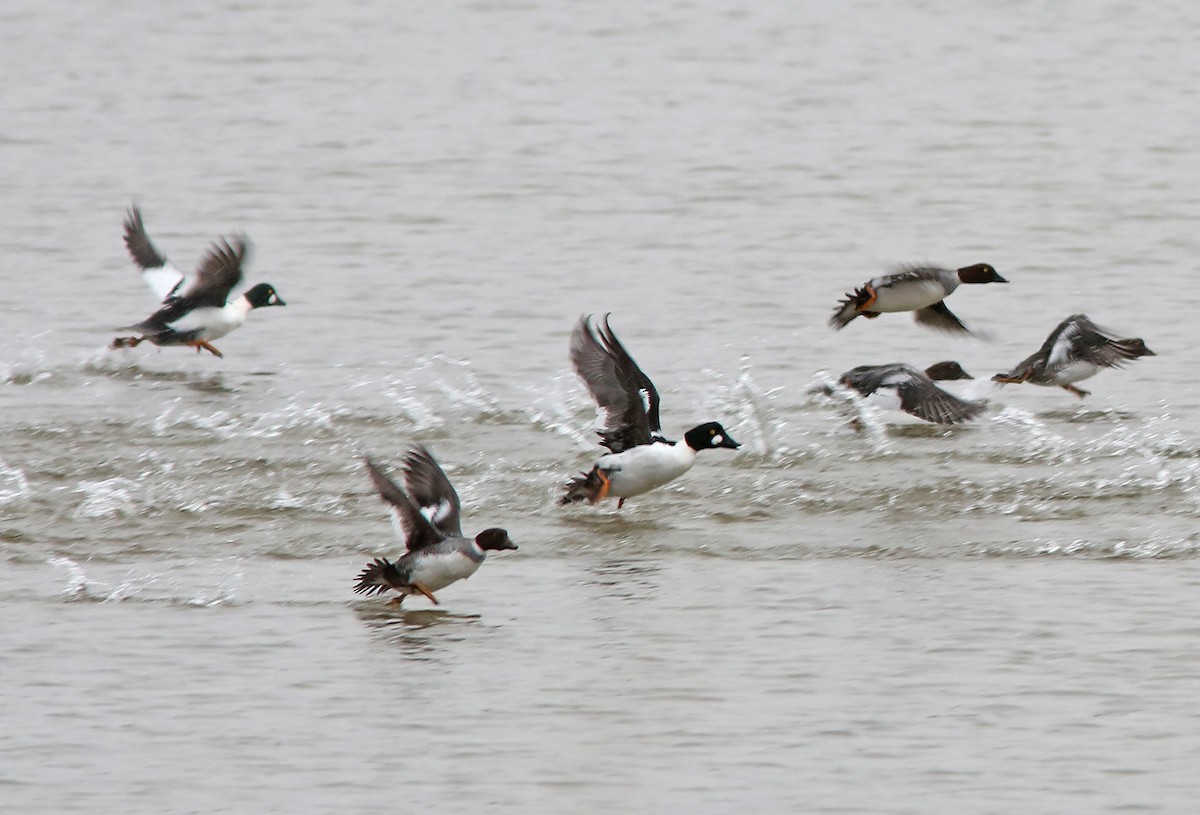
left=913, top=300, right=971, bottom=334
left=894, top=375, right=987, bottom=424
left=123, top=205, right=186, bottom=300
left=569, top=314, right=658, bottom=453
left=177, top=237, right=248, bottom=308
left=363, top=458, right=444, bottom=552
left=401, top=446, right=463, bottom=537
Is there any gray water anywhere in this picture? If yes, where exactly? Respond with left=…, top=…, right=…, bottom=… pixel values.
left=3, top=1, right=1200, bottom=812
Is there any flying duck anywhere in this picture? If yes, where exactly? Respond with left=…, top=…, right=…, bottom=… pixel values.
left=991, top=314, right=1155, bottom=398
left=830, top=263, right=1007, bottom=334
left=837, top=360, right=987, bottom=424
left=559, top=314, right=740, bottom=508
left=110, top=205, right=285, bottom=358
left=353, top=448, right=517, bottom=605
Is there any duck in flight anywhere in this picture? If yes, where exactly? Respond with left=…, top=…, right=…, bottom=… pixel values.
left=111, top=205, right=285, bottom=358
left=836, top=360, right=987, bottom=424
left=991, top=314, right=1155, bottom=398
left=830, top=263, right=1006, bottom=334
left=559, top=314, right=740, bottom=509
left=353, top=448, right=517, bottom=606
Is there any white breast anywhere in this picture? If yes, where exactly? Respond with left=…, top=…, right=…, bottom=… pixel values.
left=872, top=278, right=947, bottom=312
left=1049, top=359, right=1100, bottom=385
left=169, top=298, right=252, bottom=340
left=598, top=442, right=697, bottom=498
left=409, top=549, right=484, bottom=591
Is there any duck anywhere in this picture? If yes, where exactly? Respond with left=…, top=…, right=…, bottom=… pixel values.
left=991, top=314, right=1155, bottom=398
left=559, top=313, right=740, bottom=508
left=110, top=205, right=285, bottom=358
left=830, top=263, right=1007, bottom=334
left=353, top=448, right=517, bottom=605
left=836, top=360, right=987, bottom=424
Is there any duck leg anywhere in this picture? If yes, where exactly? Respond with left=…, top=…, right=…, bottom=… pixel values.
left=856, top=284, right=878, bottom=312
left=617, top=497, right=626, bottom=509
left=1062, top=384, right=1089, bottom=398
left=111, top=336, right=144, bottom=350
left=411, top=582, right=440, bottom=605
left=188, top=340, right=224, bottom=358
left=593, top=469, right=612, bottom=503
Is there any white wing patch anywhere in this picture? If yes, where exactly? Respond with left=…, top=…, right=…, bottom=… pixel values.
left=141, top=262, right=186, bottom=301
left=419, top=498, right=454, bottom=527
left=1047, top=322, right=1082, bottom=369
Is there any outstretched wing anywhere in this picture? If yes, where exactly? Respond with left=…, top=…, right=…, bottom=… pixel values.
left=127, top=237, right=249, bottom=331
left=1046, top=314, right=1145, bottom=371
left=914, top=300, right=971, bottom=334
left=890, top=371, right=987, bottom=424
left=176, top=237, right=248, bottom=308
left=123, top=205, right=185, bottom=301
left=363, top=458, right=444, bottom=552
left=401, top=445, right=463, bottom=537
left=569, top=313, right=660, bottom=453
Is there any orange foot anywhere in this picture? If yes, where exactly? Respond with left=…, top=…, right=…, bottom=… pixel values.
left=856, top=284, right=878, bottom=313
left=111, top=336, right=144, bottom=350
left=188, top=341, right=224, bottom=358
left=593, top=469, right=612, bottom=504
left=992, top=373, right=1030, bottom=385
left=411, top=582, right=440, bottom=605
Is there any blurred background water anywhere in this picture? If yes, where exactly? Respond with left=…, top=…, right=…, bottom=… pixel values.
left=2, top=0, right=1199, bottom=812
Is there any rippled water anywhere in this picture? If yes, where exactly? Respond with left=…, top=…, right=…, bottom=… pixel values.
left=3, top=0, right=1200, bottom=811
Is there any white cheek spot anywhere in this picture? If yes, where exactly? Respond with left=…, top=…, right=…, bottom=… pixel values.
left=712, top=435, right=723, bottom=446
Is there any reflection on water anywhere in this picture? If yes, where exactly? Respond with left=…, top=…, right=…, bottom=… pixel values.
left=354, top=602, right=484, bottom=658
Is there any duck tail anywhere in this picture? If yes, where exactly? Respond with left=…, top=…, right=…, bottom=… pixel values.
left=829, top=287, right=871, bottom=329
left=558, top=466, right=607, bottom=506
left=353, top=557, right=403, bottom=596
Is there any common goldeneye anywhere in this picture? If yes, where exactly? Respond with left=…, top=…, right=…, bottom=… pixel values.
left=559, top=314, right=740, bottom=508
left=991, top=314, right=1155, bottom=398
left=110, top=205, right=285, bottom=358
left=838, top=360, right=987, bottom=424
left=353, top=448, right=517, bottom=605
left=830, top=263, right=1007, bottom=334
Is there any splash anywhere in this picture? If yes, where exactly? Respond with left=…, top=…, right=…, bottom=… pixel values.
left=0, top=459, right=31, bottom=506
left=74, top=477, right=141, bottom=519
left=808, top=370, right=891, bottom=452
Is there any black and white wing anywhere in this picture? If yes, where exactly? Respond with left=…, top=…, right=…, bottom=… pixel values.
left=1046, top=314, right=1146, bottom=371
left=128, top=237, right=248, bottom=332
left=363, top=458, right=445, bottom=552
left=401, top=445, right=463, bottom=538
left=176, top=236, right=248, bottom=308
left=569, top=314, right=661, bottom=453
left=123, top=205, right=185, bottom=301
